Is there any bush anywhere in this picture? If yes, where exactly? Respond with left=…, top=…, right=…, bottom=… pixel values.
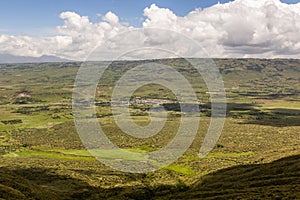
left=1, top=119, right=23, bottom=125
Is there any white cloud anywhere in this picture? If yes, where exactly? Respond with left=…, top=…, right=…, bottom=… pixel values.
left=0, top=0, right=299, bottom=60
left=102, top=11, right=120, bottom=25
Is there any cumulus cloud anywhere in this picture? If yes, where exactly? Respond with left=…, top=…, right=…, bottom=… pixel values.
left=0, top=0, right=299, bottom=60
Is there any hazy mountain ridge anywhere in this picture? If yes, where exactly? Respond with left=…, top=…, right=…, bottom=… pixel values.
left=0, top=54, right=72, bottom=64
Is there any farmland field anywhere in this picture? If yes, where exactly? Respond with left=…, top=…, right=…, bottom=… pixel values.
left=0, top=58, right=299, bottom=199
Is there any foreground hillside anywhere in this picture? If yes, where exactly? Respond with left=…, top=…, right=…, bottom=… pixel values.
left=1, top=155, right=299, bottom=199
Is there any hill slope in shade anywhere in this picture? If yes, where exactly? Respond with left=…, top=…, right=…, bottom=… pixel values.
left=167, top=154, right=300, bottom=199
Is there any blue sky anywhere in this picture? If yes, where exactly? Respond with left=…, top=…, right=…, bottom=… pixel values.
left=1, top=0, right=299, bottom=36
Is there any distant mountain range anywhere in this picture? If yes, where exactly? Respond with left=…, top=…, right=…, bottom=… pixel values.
left=0, top=54, right=72, bottom=64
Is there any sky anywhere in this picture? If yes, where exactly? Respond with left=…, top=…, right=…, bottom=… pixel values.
left=0, top=0, right=300, bottom=60
left=0, top=0, right=234, bottom=35
left=1, top=0, right=299, bottom=35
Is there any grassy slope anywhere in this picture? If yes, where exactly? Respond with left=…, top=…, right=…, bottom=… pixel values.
left=0, top=59, right=299, bottom=199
